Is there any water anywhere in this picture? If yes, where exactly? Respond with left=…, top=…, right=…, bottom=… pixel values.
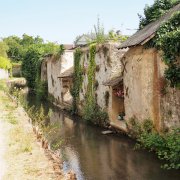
left=26, top=93, right=179, bottom=180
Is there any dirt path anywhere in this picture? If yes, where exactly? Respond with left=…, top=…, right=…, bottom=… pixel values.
left=0, top=114, right=7, bottom=179
left=0, top=91, right=62, bottom=180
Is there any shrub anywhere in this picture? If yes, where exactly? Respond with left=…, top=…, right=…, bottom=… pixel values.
left=0, top=56, right=12, bottom=71
left=132, top=119, right=180, bottom=169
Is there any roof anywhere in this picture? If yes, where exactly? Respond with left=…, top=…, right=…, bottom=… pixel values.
left=119, top=3, right=180, bottom=49
left=103, top=76, right=123, bottom=86
left=58, top=67, right=74, bottom=78
left=63, top=44, right=74, bottom=50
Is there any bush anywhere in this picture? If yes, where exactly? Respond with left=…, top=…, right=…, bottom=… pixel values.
left=83, top=100, right=108, bottom=125
left=0, top=56, right=12, bottom=70
left=36, top=80, right=48, bottom=100
left=133, top=119, right=180, bottom=169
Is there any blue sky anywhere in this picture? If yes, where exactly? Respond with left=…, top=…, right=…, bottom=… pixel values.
left=0, top=0, right=154, bottom=43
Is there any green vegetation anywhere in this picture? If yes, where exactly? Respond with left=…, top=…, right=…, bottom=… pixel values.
left=75, top=18, right=128, bottom=45
left=149, top=12, right=180, bottom=88
left=138, top=0, right=180, bottom=29
left=0, top=41, right=9, bottom=58
left=108, top=30, right=129, bottom=42
left=0, top=80, right=8, bottom=91
left=0, top=56, right=12, bottom=70
left=83, top=44, right=97, bottom=122
left=2, top=34, right=60, bottom=97
left=154, top=12, right=180, bottom=87
left=140, top=0, right=180, bottom=87
left=0, top=86, right=32, bottom=153
left=93, top=17, right=106, bottom=44
left=71, top=48, right=83, bottom=113
left=128, top=118, right=180, bottom=169
left=71, top=44, right=108, bottom=125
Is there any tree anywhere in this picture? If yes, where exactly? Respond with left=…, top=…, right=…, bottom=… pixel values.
left=3, top=36, right=24, bottom=62
left=21, top=34, right=34, bottom=46
left=139, top=1, right=180, bottom=87
left=138, top=0, right=180, bottom=29
left=0, top=41, right=9, bottom=58
left=21, top=45, right=43, bottom=89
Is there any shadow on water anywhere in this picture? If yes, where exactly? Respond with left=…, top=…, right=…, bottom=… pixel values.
left=26, top=92, right=179, bottom=180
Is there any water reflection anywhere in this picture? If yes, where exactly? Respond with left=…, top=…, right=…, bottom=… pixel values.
left=46, top=110, right=179, bottom=180
left=25, top=93, right=179, bottom=180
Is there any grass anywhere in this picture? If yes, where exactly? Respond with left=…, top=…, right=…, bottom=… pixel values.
left=0, top=81, right=32, bottom=153
left=0, top=79, right=8, bottom=91
left=0, top=80, right=57, bottom=179
left=9, top=125, right=32, bottom=153
left=7, top=114, right=18, bottom=125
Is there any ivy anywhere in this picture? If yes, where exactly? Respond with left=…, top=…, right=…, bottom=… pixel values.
left=83, top=44, right=108, bottom=125
left=71, top=44, right=108, bottom=124
left=146, top=11, right=180, bottom=87
left=87, top=44, right=96, bottom=98
left=71, top=48, right=83, bottom=113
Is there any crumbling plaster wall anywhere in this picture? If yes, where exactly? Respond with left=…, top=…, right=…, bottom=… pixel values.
left=123, top=46, right=180, bottom=132
left=123, top=46, right=155, bottom=124
left=61, top=50, right=74, bottom=73
left=158, top=57, right=180, bottom=131
left=47, top=56, right=62, bottom=103
left=45, top=50, right=74, bottom=104
left=78, top=43, right=126, bottom=113
left=41, top=60, right=47, bottom=82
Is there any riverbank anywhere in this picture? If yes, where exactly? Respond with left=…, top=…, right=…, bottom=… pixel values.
left=0, top=88, right=64, bottom=179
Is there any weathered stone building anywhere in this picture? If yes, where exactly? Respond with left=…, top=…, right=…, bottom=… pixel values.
left=41, top=45, right=74, bottom=107
left=40, top=4, right=179, bottom=134
left=72, top=4, right=180, bottom=133
left=74, top=43, right=127, bottom=130
left=58, top=67, right=74, bottom=108
left=117, top=3, right=180, bottom=133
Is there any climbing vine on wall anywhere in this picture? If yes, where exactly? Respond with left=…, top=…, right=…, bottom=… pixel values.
left=72, top=43, right=108, bottom=124
left=71, top=48, right=83, bottom=113
left=83, top=44, right=108, bottom=125
left=147, top=11, right=180, bottom=88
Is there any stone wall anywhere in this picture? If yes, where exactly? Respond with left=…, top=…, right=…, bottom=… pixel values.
left=44, top=50, right=74, bottom=104
left=123, top=46, right=180, bottom=132
left=160, top=87, right=180, bottom=131
left=47, top=56, right=62, bottom=103
left=41, top=60, right=47, bottom=82
left=77, top=43, right=127, bottom=114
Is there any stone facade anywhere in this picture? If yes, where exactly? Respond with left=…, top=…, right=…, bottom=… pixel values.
left=123, top=46, right=180, bottom=132
left=76, top=43, right=127, bottom=127
left=41, top=43, right=179, bottom=134
left=41, top=50, right=74, bottom=105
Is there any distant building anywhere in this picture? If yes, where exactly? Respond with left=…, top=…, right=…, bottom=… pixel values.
left=41, top=44, right=74, bottom=108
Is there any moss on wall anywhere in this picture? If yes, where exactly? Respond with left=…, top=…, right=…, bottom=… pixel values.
left=71, top=48, right=83, bottom=113
left=83, top=44, right=108, bottom=125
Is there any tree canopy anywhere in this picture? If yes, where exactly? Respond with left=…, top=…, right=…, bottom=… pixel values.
left=138, top=0, right=180, bottom=29
left=0, top=41, right=9, bottom=58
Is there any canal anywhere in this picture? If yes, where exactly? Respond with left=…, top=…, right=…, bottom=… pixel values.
left=25, top=92, right=179, bottom=180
